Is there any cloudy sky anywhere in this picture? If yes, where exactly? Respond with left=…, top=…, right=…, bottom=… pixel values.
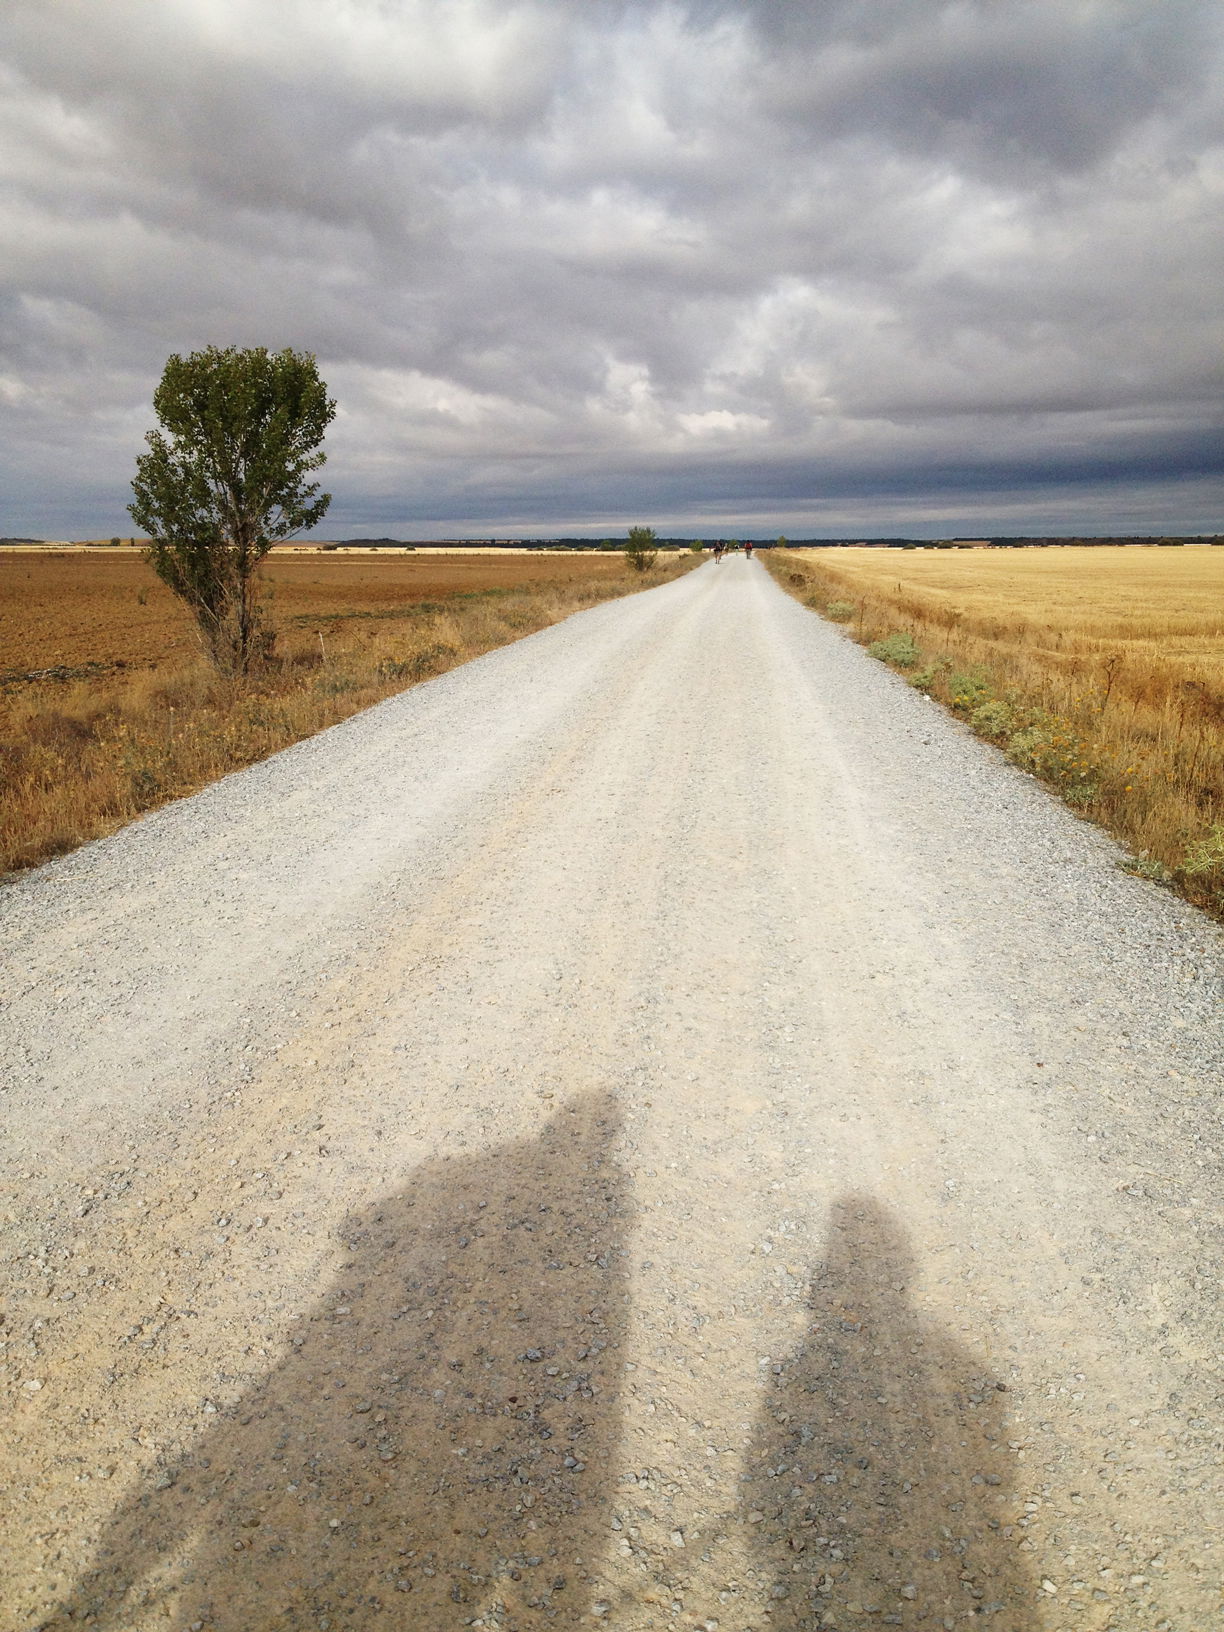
left=2, top=0, right=1222, bottom=539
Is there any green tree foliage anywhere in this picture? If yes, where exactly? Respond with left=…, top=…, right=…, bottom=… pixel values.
left=624, top=525, right=658, bottom=573
left=129, top=346, right=335, bottom=674
left=688, top=538, right=704, bottom=553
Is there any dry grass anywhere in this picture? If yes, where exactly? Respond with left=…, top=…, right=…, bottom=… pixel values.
left=1, top=552, right=692, bottom=874
left=767, top=546, right=1224, bottom=919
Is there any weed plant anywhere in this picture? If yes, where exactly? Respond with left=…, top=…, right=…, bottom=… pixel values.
left=866, top=631, right=920, bottom=666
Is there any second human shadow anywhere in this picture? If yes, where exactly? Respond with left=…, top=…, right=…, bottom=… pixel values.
left=744, top=1194, right=1042, bottom=1631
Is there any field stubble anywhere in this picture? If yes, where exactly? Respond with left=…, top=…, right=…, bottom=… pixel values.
left=1, top=551, right=688, bottom=874
left=768, top=546, right=1224, bottom=919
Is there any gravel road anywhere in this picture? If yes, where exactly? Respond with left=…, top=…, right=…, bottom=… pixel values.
left=3, top=557, right=1222, bottom=1632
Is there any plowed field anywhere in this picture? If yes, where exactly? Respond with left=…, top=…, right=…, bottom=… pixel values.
left=1, top=551, right=628, bottom=677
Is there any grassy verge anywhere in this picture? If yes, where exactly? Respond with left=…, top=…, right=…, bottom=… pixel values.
left=2, top=558, right=692, bottom=875
left=766, top=550, right=1224, bottom=921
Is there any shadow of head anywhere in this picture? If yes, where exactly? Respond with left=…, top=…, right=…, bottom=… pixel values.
left=54, top=1092, right=630, bottom=1630
left=746, top=1192, right=1044, bottom=1631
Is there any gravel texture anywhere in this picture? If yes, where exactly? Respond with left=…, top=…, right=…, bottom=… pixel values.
left=2, top=557, right=1222, bottom=1631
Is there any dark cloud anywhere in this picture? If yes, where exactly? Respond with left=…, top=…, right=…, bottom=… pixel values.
left=749, top=0, right=1217, bottom=178
left=1, top=0, right=1221, bottom=537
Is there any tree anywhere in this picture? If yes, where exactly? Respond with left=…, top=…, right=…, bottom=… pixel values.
left=688, top=538, right=704, bottom=553
left=624, top=525, right=658, bottom=573
left=129, top=346, right=335, bottom=674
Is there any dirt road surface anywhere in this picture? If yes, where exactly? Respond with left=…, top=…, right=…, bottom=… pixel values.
left=3, top=559, right=1222, bottom=1631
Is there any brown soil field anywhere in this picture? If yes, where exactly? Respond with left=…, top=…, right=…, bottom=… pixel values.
left=1, top=551, right=632, bottom=678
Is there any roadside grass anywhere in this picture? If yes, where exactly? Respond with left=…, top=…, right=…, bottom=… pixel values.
left=1, top=557, right=691, bottom=875
left=766, top=547, right=1224, bottom=920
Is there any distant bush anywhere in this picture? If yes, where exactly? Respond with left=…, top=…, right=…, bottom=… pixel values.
left=624, top=525, right=658, bottom=573
left=826, top=600, right=856, bottom=621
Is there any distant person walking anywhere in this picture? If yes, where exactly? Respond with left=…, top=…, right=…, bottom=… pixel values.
left=745, top=542, right=754, bottom=558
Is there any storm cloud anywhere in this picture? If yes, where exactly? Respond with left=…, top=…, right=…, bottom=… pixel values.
left=2, top=0, right=1221, bottom=536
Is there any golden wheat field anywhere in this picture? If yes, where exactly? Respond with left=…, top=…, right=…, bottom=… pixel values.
left=793, top=544, right=1224, bottom=683
left=1, top=549, right=682, bottom=874
left=770, top=545, right=1224, bottom=917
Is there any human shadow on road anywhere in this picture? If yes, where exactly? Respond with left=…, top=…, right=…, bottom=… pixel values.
left=54, top=1093, right=630, bottom=1631
left=744, top=1194, right=1042, bottom=1631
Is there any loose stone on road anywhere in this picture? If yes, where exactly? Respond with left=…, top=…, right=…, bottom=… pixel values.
left=2, top=557, right=1221, bottom=1631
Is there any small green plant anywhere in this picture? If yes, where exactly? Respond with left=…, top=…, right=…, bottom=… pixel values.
left=866, top=631, right=920, bottom=667
left=908, top=659, right=948, bottom=691
left=1004, top=716, right=1100, bottom=803
left=1181, top=824, right=1224, bottom=881
left=969, top=698, right=1015, bottom=738
left=826, top=600, right=856, bottom=621
left=1120, top=854, right=1174, bottom=884
left=1006, top=724, right=1051, bottom=767
left=947, top=668, right=992, bottom=708
left=624, top=525, right=658, bottom=573
left=1063, top=778, right=1099, bottom=808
